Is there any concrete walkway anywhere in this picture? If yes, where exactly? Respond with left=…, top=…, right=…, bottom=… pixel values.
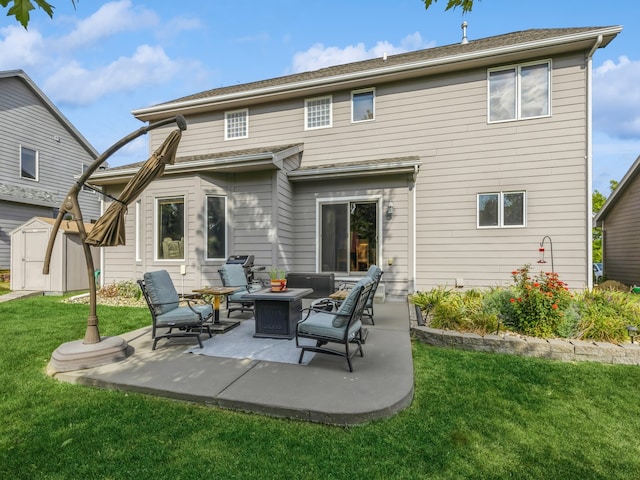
left=49, top=301, right=414, bottom=425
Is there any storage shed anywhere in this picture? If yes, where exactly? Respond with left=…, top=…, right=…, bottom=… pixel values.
left=10, top=217, right=98, bottom=293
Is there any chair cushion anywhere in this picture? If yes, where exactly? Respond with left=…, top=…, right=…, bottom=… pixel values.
left=335, top=277, right=373, bottom=326
left=366, top=265, right=383, bottom=282
left=155, top=304, right=212, bottom=327
left=298, top=311, right=362, bottom=341
left=219, top=264, right=248, bottom=287
left=228, top=288, right=249, bottom=302
left=144, top=270, right=179, bottom=315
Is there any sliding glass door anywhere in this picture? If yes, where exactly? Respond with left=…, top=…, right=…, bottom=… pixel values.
left=320, top=200, right=377, bottom=274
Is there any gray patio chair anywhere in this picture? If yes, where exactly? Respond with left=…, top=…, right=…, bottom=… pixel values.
left=138, top=270, right=213, bottom=350
left=296, top=276, right=373, bottom=372
left=316, top=264, right=383, bottom=324
left=218, top=263, right=262, bottom=317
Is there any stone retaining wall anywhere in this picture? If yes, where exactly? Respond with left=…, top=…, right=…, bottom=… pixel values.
left=411, top=325, right=640, bottom=365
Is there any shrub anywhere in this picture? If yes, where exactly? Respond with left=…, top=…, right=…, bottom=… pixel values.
left=509, top=265, right=572, bottom=338
left=98, top=280, right=141, bottom=300
left=573, top=289, right=640, bottom=343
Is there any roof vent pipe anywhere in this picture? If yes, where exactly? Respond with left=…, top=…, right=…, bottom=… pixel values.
left=461, top=21, right=469, bottom=44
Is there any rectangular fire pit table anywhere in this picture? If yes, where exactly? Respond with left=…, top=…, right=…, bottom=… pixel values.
left=242, top=287, right=313, bottom=339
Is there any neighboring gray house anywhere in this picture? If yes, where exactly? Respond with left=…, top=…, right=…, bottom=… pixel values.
left=89, top=26, right=621, bottom=298
left=594, top=154, right=640, bottom=286
left=0, top=70, right=101, bottom=271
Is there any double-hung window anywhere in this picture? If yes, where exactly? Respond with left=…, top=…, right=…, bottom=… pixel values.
left=488, top=61, right=550, bottom=122
left=157, top=197, right=185, bottom=260
left=225, top=109, right=248, bottom=140
left=477, top=192, right=525, bottom=228
left=20, top=145, right=38, bottom=180
left=351, top=88, right=375, bottom=122
left=206, top=195, right=226, bottom=260
left=305, top=95, right=332, bottom=129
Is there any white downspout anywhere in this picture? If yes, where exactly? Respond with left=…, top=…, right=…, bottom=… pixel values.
left=586, top=34, right=602, bottom=290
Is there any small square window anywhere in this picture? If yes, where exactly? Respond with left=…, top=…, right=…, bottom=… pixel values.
left=225, top=109, right=248, bottom=140
left=20, top=145, right=38, bottom=180
left=305, top=96, right=332, bottom=129
left=478, top=191, right=525, bottom=228
left=352, top=89, right=375, bottom=122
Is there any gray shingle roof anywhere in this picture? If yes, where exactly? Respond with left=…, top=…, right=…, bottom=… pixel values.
left=159, top=27, right=618, bottom=106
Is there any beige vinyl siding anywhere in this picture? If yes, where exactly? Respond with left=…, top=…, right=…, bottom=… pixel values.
left=292, top=175, right=411, bottom=297
left=137, top=51, right=589, bottom=292
left=416, top=53, right=589, bottom=290
left=601, top=171, right=640, bottom=285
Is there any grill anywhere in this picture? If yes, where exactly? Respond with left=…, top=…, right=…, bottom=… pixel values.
left=225, top=255, right=255, bottom=283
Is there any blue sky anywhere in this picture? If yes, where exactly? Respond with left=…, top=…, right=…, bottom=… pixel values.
left=1, top=0, right=639, bottom=194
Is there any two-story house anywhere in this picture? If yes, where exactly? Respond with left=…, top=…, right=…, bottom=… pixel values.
left=0, top=70, right=101, bottom=273
left=88, top=26, right=621, bottom=299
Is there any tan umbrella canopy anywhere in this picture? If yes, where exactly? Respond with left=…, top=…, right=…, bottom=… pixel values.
left=85, top=128, right=182, bottom=247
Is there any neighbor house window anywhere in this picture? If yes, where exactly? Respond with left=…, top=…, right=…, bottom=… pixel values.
left=225, top=109, right=248, bottom=139
left=157, top=197, right=184, bottom=260
left=20, top=145, right=38, bottom=180
left=488, top=61, right=550, bottom=122
left=206, top=195, right=226, bottom=260
left=305, top=95, right=332, bottom=129
left=352, top=88, right=375, bottom=122
left=477, top=192, right=525, bottom=228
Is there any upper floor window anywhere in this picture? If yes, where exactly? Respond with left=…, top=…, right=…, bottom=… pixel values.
left=20, top=145, right=38, bottom=180
left=352, top=88, right=375, bottom=122
left=225, top=109, right=248, bottom=140
left=477, top=191, right=526, bottom=228
left=488, top=61, right=550, bottom=123
left=305, top=95, right=332, bottom=130
left=206, top=195, right=226, bottom=260
left=157, top=196, right=184, bottom=260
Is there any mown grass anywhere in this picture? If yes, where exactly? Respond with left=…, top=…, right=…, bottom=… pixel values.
left=1, top=295, right=640, bottom=479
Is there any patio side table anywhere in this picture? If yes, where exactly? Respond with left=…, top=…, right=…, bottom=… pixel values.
left=192, top=286, right=240, bottom=333
left=242, top=287, right=313, bottom=339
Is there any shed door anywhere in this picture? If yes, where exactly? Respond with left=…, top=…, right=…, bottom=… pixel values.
left=22, top=229, right=50, bottom=291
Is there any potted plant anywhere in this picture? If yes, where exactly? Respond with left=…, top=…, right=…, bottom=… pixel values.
left=268, top=267, right=287, bottom=292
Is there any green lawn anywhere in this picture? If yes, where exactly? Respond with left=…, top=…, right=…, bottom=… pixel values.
left=2, top=295, right=640, bottom=479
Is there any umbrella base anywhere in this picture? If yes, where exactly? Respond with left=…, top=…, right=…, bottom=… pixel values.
left=46, top=336, right=132, bottom=375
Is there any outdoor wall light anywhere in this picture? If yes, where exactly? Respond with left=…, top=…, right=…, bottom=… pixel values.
left=386, top=202, right=394, bottom=218
left=626, top=325, right=638, bottom=343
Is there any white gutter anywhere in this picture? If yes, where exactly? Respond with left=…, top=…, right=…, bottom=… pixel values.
left=132, top=27, right=622, bottom=118
left=586, top=34, right=603, bottom=290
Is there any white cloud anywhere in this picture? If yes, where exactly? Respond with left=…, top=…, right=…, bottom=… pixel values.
left=54, top=0, right=158, bottom=50
left=0, top=24, right=48, bottom=70
left=593, top=55, right=640, bottom=140
left=43, top=45, right=186, bottom=105
left=289, top=32, right=435, bottom=73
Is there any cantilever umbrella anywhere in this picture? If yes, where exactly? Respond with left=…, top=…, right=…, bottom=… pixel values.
left=85, top=128, right=182, bottom=247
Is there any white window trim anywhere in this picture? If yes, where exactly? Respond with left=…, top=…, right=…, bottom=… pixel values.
left=135, top=200, right=142, bottom=262
left=224, top=108, right=249, bottom=140
left=351, top=88, right=375, bottom=123
left=19, top=144, right=39, bottom=181
left=154, top=196, right=185, bottom=261
left=477, top=191, right=526, bottom=229
left=205, top=194, right=227, bottom=261
left=305, top=95, right=333, bottom=130
left=487, top=59, right=551, bottom=124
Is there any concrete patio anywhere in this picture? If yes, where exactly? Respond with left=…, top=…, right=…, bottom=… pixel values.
left=50, top=300, right=415, bottom=425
